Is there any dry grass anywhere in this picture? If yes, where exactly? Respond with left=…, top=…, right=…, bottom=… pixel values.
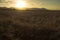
left=0, top=8, right=60, bottom=40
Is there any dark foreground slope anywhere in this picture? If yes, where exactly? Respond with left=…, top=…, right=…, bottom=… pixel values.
left=0, top=8, right=60, bottom=40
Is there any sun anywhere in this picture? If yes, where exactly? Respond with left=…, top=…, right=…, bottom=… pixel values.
left=15, top=0, right=27, bottom=9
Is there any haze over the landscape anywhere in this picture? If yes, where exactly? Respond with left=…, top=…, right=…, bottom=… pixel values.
left=0, top=0, right=60, bottom=10
left=0, top=0, right=60, bottom=40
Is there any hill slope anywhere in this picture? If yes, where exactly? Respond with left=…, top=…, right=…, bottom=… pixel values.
left=0, top=8, right=60, bottom=40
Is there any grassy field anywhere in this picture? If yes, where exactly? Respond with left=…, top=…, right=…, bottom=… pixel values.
left=0, top=8, right=60, bottom=40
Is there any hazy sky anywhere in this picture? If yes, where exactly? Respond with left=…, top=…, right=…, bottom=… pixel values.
left=0, top=0, right=60, bottom=10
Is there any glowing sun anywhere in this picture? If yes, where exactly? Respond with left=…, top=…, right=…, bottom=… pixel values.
left=15, top=0, right=27, bottom=9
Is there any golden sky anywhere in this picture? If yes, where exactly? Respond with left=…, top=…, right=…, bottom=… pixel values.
left=0, top=0, right=60, bottom=10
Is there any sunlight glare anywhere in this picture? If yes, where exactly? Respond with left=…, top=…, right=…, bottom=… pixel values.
left=15, top=0, right=27, bottom=9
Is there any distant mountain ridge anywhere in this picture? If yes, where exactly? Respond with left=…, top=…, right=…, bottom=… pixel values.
left=26, top=8, right=48, bottom=10
left=0, top=7, right=48, bottom=10
left=0, top=7, right=60, bottom=12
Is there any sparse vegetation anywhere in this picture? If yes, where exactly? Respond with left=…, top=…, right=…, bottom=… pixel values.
left=0, top=7, right=60, bottom=40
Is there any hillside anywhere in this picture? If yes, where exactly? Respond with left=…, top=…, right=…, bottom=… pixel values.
left=0, top=8, right=60, bottom=40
